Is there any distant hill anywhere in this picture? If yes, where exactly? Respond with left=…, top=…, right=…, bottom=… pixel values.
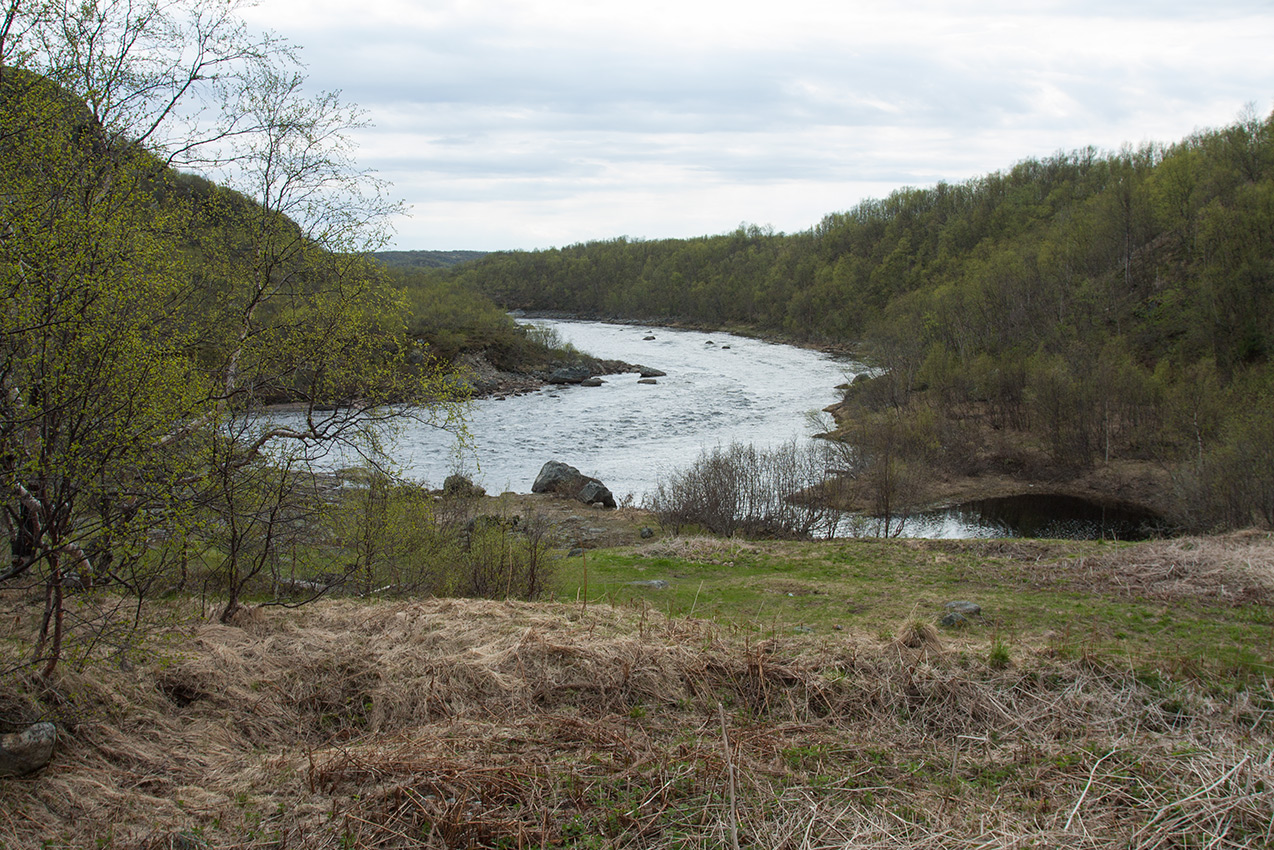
left=374, top=249, right=487, bottom=269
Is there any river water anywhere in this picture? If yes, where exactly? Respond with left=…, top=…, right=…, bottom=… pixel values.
left=391, top=319, right=856, bottom=502
left=309, top=319, right=1161, bottom=539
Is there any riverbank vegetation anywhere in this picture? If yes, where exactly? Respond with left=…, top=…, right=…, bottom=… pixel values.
left=387, top=268, right=592, bottom=373
left=424, top=110, right=1274, bottom=532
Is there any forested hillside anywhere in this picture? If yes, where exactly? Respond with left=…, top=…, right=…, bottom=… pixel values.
left=375, top=249, right=488, bottom=269
left=429, top=112, right=1274, bottom=530
left=0, top=0, right=488, bottom=677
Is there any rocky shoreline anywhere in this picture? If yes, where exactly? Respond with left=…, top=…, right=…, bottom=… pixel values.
left=455, top=351, right=665, bottom=399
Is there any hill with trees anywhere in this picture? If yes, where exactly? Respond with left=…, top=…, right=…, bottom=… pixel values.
left=422, top=113, right=1274, bottom=531
left=374, top=249, right=488, bottom=269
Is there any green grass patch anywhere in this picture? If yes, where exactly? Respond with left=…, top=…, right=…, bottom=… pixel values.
left=554, top=536, right=1274, bottom=687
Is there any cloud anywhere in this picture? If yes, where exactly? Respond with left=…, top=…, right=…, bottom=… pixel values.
left=240, top=0, right=1274, bottom=250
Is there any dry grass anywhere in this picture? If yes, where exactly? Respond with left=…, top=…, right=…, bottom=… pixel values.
left=2, top=593, right=1273, bottom=849
left=638, top=536, right=759, bottom=563
left=1047, top=531, right=1274, bottom=605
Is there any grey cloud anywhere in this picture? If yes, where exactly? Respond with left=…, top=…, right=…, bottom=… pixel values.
left=253, top=1, right=1274, bottom=249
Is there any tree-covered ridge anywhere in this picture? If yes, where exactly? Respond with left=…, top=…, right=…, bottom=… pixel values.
left=436, top=113, right=1272, bottom=357
left=430, top=110, right=1274, bottom=530
left=374, top=249, right=488, bottom=269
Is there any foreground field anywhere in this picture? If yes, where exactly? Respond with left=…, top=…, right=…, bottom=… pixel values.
left=2, top=532, right=1273, bottom=848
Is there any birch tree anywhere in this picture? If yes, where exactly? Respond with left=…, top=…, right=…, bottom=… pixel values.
left=1, top=0, right=464, bottom=672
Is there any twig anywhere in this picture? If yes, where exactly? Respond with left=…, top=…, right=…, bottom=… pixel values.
left=718, top=702, right=741, bottom=850
left=799, top=803, right=817, bottom=849
left=1065, top=748, right=1118, bottom=832
left=690, top=580, right=704, bottom=617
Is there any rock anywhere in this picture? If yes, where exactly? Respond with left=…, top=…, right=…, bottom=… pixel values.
left=442, top=474, right=486, bottom=498
left=643, top=335, right=656, bottom=341
left=721, top=345, right=731, bottom=350
left=577, top=480, right=617, bottom=509
left=640, top=527, right=654, bottom=539
left=547, top=365, right=593, bottom=384
left=62, top=571, right=90, bottom=590
left=638, top=367, right=666, bottom=378
left=580, top=377, right=604, bottom=387
left=0, top=722, right=57, bottom=777
left=705, top=340, right=714, bottom=346
left=940, top=600, right=982, bottom=628
left=568, top=547, right=584, bottom=557
left=638, top=378, right=657, bottom=385
left=532, top=461, right=617, bottom=509
left=628, top=579, right=669, bottom=589
left=533, top=460, right=582, bottom=493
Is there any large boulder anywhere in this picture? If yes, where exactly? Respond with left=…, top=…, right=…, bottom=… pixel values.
left=532, top=461, right=617, bottom=508
left=532, top=460, right=579, bottom=492
left=0, top=722, right=56, bottom=777
left=547, top=365, right=593, bottom=384
left=577, top=480, right=615, bottom=506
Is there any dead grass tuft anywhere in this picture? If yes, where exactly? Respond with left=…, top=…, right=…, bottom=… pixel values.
left=639, top=535, right=758, bottom=563
left=893, top=618, right=943, bottom=652
left=1049, top=531, right=1274, bottom=604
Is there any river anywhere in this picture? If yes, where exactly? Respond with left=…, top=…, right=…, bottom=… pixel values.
left=312, top=319, right=1162, bottom=540
left=391, top=319, right=856, bottom=502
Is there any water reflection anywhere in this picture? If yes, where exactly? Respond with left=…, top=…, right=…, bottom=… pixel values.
left=902, top=493, right=1169, bottom=540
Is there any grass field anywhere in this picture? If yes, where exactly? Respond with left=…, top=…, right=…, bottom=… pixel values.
left=2, top=531, right=1273, bottom=848
left=557, top=533, right=1274, bottom=684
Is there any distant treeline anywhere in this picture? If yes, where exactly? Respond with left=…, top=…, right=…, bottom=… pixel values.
left=415, top=110, right=1274, bottom=530
left=375, top=249, right=487, bottom=269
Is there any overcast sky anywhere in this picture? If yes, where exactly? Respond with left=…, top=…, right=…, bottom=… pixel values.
left=241, top=0, right=1274, bottom=252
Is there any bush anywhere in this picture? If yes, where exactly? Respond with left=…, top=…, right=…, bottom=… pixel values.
left=646, top=441, right=844, bottom=539
left=332, top=471, right=557, bottom=600
left=1176, top=406, right=1274, bottom=531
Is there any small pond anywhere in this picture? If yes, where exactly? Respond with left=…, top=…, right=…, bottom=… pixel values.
left=903, top=493, right=1172, bottom=541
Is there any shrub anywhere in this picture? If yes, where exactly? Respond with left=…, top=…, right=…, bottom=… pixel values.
left=646, top=441, right=845, bottom=539
left=327, top=471, right=556, bottom=601
left=1175, top=405, right=1274, bottom=531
